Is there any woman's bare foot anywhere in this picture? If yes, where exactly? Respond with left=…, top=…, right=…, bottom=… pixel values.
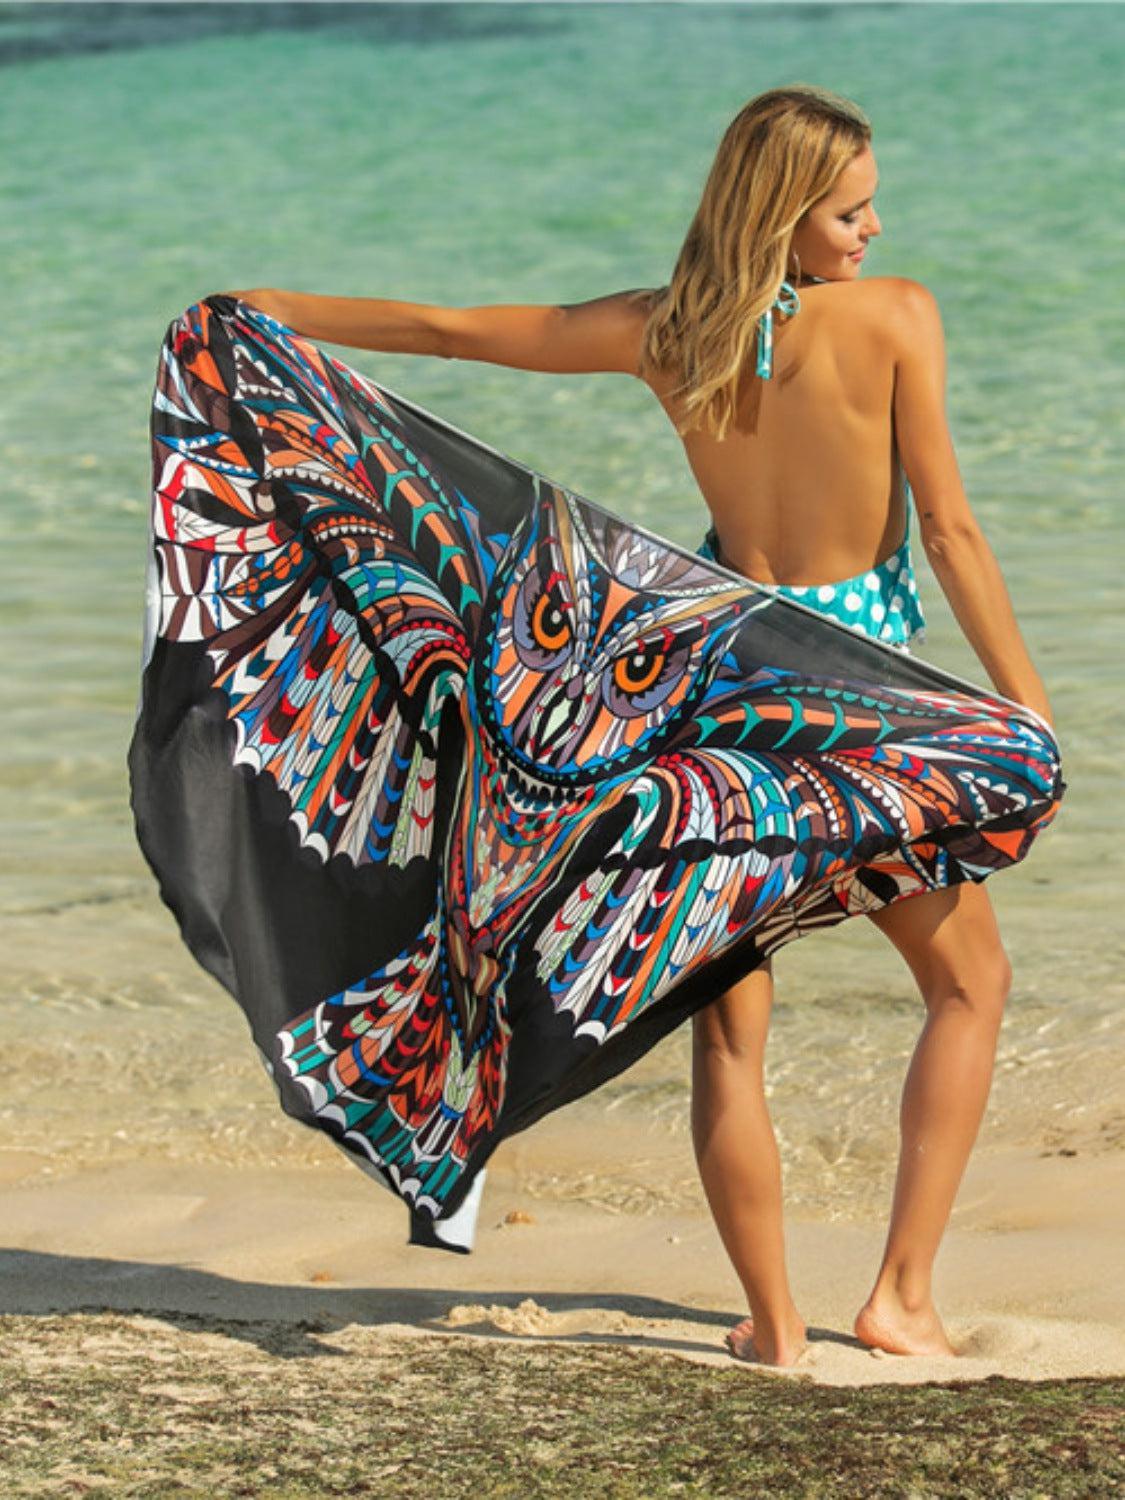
left=854, top=1292, right=956, bottom=1357
left=726, top=1312, right=808, bottom=1367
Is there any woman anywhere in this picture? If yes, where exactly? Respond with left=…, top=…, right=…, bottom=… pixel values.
left=224, top=84, right=1053, bottom=1368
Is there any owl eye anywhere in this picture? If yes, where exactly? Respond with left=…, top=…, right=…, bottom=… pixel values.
left=613, top=643, right=666, bottom=695
left=602, top=631, right=693, bottom=721
left=514, top=567, right=574, bottom=668
left=531, top=590, right=571, bottom=652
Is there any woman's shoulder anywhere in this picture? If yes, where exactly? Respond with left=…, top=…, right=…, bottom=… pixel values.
left=834, top=274, right=942, bottom=322
left=821, top=274, right=936, bottom=306
left=818, top=276, right=944, bottom=352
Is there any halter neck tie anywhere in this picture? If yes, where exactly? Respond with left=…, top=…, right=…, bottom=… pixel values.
left=755, top=278, right=801, bottom=380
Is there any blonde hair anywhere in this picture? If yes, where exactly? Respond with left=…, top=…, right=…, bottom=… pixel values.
left=635, top=84, right=872, bottom=439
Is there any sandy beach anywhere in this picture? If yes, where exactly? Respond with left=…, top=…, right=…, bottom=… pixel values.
left=5, top=1129, right=1125, bottom=1492
left=4, top=1093, right=1124, bottom=1390
left=4, top=899, right=1123, bottom=1398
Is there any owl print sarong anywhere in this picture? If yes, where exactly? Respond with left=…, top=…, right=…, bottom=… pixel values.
left=128, top=296, right=1065, bottom=1252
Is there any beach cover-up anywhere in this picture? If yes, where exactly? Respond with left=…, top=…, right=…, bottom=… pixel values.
left=128, top=296, right=1064, bottom=1252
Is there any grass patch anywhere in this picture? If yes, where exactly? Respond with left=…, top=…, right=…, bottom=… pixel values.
left=0, top=1312, right=1122, bottom=1497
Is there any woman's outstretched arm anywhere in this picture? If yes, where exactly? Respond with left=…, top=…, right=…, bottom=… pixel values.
left=217, top=287, right=652, bottom=376
left=890, top=281, right=1054, bottom=728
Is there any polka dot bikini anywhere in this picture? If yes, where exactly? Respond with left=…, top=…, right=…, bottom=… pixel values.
left=698, top=489, right=927, bottom=652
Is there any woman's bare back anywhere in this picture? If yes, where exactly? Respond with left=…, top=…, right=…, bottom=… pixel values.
left=640, top=277, right=910, bottom=586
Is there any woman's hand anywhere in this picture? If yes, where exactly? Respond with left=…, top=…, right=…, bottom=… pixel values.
left=212, top=288, right=284, bottom=318
left=1016, top=688, right=1055, bottom=734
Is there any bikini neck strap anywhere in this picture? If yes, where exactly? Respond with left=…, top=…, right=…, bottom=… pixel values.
left=756, top=274, right=831, bottom=378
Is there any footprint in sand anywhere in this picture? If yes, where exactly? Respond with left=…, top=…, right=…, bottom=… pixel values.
left=442, top=1298, right=553, bottom=1335
left=441, top=1299, right=642, bottom=1339
left=954, top=1320, right=1037, bottom=1359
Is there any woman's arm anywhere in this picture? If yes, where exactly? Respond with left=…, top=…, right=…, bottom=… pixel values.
left=218, top=287, right=652, bottom=376
left=889, top=280, right=1054, bottom=728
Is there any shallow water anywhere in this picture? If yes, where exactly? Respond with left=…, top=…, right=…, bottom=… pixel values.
left=1, top=2, right=1121, bottom=1219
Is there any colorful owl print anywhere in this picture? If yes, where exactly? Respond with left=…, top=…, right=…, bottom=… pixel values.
left=129, top=296, right=1064, bottom=1252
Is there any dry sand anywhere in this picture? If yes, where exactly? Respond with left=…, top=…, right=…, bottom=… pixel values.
left=3, top=1111, right=1123, bottom=1389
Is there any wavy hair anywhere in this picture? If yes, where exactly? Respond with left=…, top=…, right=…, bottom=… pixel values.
left=634, top=84, right=872, bottom=439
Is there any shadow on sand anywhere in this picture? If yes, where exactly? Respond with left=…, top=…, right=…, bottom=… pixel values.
left=0, top=1247, right=859, bottom=1363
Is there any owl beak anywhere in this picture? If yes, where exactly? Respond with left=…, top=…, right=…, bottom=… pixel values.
left=538, top=697, right=573, bottom=752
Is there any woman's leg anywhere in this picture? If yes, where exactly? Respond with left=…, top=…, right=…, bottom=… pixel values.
left=691, top=958, right=807, bottom=1365
left=857, top=880, right=1012, bottom=1355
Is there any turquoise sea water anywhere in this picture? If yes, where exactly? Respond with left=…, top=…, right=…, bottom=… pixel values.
left=1, top=3, right=1121, bottom=1217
